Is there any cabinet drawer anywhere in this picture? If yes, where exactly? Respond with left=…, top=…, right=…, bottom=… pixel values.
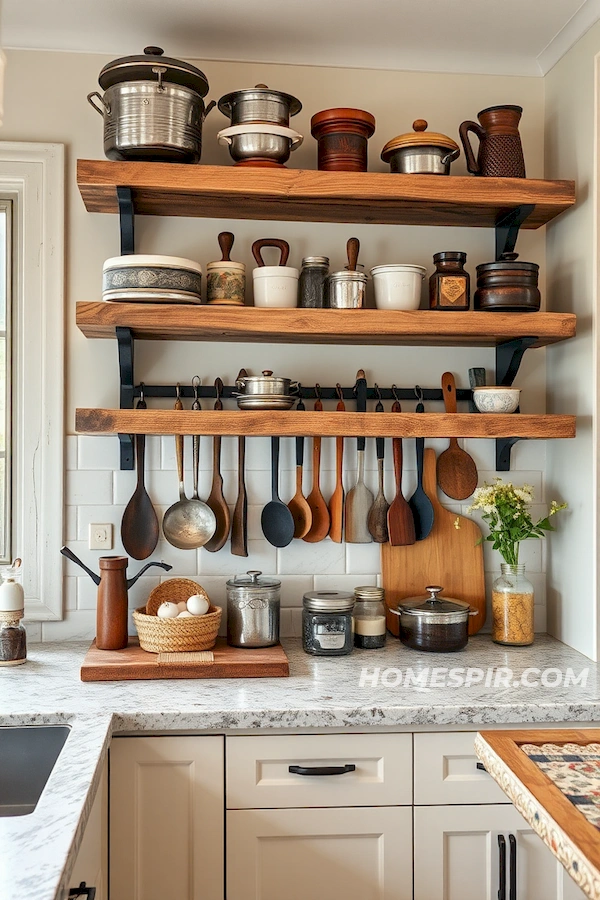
left=226, top=733, right=411, bottom=808
left=414, top=732, right=510, bottom=805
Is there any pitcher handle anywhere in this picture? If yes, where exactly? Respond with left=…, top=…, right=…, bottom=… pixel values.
left=459, top=120, right=485, bottom=175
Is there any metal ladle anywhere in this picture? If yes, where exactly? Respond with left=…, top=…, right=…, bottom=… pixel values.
left=162, top=383, right=217, bottom=550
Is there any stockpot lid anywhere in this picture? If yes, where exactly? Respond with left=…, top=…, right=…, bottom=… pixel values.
left=98, top=46, right=209, bottom=97
left=476, top=252, right=539, bottom=275
left=399, top=585, right=471, bottom=619
left=218, top=85, right=302, bottom=118
left=227, top=570, right=281, bottom=590
left=381, top=119, right=459, bottom=162
left=303, top=590, right=355, bottom=612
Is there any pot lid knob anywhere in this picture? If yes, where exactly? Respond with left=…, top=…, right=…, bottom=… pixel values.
left=425, top=585, right=443, bottom=600
left=144, top=46, right=165, bottom=56
left=247, top=570, right=262, bottom=583
left=413, top=119, right=428, bottom=132
left=255, top=83, right=269, bottom=89
left=262, top=370, right=274, bottom=376
left=499, top=251, right=519, bottom=261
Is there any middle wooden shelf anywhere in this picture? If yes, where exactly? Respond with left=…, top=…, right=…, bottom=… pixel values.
left=75, top=409, right=576, bottom=439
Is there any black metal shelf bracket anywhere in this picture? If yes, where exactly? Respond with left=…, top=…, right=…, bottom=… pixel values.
left=495, top=335, right=537, bottom=471
left=496, top=437, right=523, bottom=472
left=117, top=186, right=135, bottom=256
left=117, top=326, right=135, bottom=470
left=495, top=204, right=535, bottom=260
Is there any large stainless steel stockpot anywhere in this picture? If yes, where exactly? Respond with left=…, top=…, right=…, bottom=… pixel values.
left=87, top=46, right=214, bottom=163
left=218, top=84, right=302, bottom=126
left=226, top=571, right=281, bottom=648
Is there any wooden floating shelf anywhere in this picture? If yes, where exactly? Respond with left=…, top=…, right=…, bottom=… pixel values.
left=75, top=409, right=576, bottom=440
left=76, top=304, right=576, bottom=348
left=77, top=160, right=575, bottom=228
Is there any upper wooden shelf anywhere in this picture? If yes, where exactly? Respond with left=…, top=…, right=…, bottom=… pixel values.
left=77, top=160, right=575, bottom=228
left=76, top=303, right=576, bottom=348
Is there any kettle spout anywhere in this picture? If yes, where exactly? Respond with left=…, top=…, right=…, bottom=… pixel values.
left=127, top=560, right=172, bottom=590
left=60, top=546, right=101, bottom=586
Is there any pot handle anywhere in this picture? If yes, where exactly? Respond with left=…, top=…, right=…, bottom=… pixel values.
left=252, top=238, right=290, bottom=267
left=459, top=120, right=485, bottom=175
left=388, top=607, right=401, bottom=616
left=87, top=92, right=109, bottom=117
left=468, top=606, right=480, bottom=616
left=440, top=146, right=461, bottom=167
left=202, top=99, right=216, bottom=121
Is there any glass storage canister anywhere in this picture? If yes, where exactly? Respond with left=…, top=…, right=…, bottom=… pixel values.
left=491, top=564, right=534, bottom=646
left=0, top=561, right=26, bottom=666
left=429, top=251, right=470, bottom=310
left=353, top=585, right=387, bottom=649
left=298, top=256, right=329, bottom=308
left=226, top=570, right=281, bottom=648
left=302, top=591, right=354, bottom=656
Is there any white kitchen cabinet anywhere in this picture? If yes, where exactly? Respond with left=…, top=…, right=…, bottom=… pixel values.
left=414, top=804, right=587, bottom=900
left=109, top=735, right=224, bottom=900
left=227, top=806, right=412, bottom=900
left=69, top=762, right=108, bottom=900
left=413, top=731, right=510, bottom=805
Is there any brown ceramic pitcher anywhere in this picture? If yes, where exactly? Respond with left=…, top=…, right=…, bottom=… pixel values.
left=459, top=105, right=526, bottom=178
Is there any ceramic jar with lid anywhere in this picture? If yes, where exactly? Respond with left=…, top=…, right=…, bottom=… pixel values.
left=381, top=120, right=460, bottom=175
left=429, top=252, right=470, bottom=310
left=310, top=108, right=376, bottom=172
left=226, top=570, right=281, bottom=648
left=474, top=253, right=540, bottom=312
left=302, top=591, right=355, bottom=656
left=298, top=257, right=330, bottom=308
left=0, top=562, right=26, bottom=667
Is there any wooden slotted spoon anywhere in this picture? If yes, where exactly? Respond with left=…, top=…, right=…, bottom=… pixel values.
left=303, top=396, right=331, bottom=542
left=287, top=399, right=312, bottom=539
left=437, top=371, right=478, bottom=500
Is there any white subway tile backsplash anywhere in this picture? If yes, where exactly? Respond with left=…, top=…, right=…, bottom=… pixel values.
left=314, top=573, right=379, bottom=593
left=277, top=538, right=345, bottom=575
left=199, top=539, right=277, bottom=576
left=65, top=506, right=78, bottom=542
left=42, top=609, right=96, bottom=642
left=67, top=471, right=113, bottom=506
left=78, top=435, right=121, bottom=470
left=154, top=540, right=201, bottom=575
left=65, top=577, right=77, bottom=611
left=345, top=541, right=381, bottom=573
left=66, top=436, right=78, bottom=471
left=76, top=504, right=125, bottom=543
left=277, top=575, right=313, bottom=607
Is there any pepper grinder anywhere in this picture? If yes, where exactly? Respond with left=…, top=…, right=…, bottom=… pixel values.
left=0, top=559, right=26, bottom=666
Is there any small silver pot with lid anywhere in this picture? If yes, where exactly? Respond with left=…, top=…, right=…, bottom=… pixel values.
left=218, top=84, right=302, bottom=127
left=226, top=570, right=281, bottom=648
left=234, top=370, right=298, bottom=396
left=390, top=585, right=477, bottom=652
left=326, top=270, right=367, bottom=309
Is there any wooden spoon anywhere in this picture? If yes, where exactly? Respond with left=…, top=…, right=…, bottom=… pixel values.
left=287, top=399, right=312, bottom=539
left=218, top=231, right=234, bottom=261
left=407, top=402, right=435, bottom=542
left=120, top=398, right=159, bottom=560
left=230, top=435, right=248, bottom=557
left=328, top=394, right=345, bottom=543
left=347, top=237, right=360, bottom=271
left=367, top=395, right=389, bottom=543
left=303, top=398, right=331, bottom=542
left=386, top=400, right=416, bottom=547
left=261, top=436, right=295, bottom=548
left=204, top=379, right=231, bottom=552
left=437, top=371, right=479, bottom=500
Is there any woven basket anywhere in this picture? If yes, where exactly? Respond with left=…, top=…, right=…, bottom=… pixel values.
left=133, top=578, right=221, bottom=654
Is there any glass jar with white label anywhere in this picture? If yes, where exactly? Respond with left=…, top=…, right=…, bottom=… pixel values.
left=302, top=591, right=354, bottom=656
left=353, top=585, right=387, bottom=650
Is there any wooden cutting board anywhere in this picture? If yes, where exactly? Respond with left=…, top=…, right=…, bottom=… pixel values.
left=382, top=448, right=486, bottom=635
left=81, top=637, right=289, bottom=682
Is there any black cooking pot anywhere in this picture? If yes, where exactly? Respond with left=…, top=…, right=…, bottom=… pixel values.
left=390, top=585, right=478, bottom=652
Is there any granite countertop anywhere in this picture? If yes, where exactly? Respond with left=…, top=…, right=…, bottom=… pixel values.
left=2, top=634, right=600, bottom=900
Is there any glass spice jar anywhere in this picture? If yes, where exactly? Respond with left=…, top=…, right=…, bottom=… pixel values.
left=0, top=562, right=26, bottom=666
left=298, top=256, right=330, bottom=308
left=429, top=251, right=470, bottom=310
left=492, top=564, right=534, bottom=646
left=353, top=585, right=387, bottom=649
left=302, top=591, right=354, bottom=656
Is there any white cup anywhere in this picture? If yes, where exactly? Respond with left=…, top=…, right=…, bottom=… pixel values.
left=253, top=266, right=300, bottom=308
left=371, top=264, right=426, bottom=310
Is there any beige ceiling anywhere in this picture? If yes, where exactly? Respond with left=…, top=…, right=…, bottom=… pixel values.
left=3, top=0, right=599, bottom=75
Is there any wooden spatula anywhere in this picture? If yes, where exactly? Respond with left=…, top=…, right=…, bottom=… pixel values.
left=386, top=400, right=416, bottom=546
left=437, top=371, right=478, bottom=500
left=303, top=397, right=331, bottom=542
left=328, top=394, right=346, bottom=543
left=367, top=394, right=389, bottom=543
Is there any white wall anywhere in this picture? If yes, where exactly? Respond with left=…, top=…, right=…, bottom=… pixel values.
left=0, top=49, right=551, bottom=639
left=545, top=21, right=600, bottom=660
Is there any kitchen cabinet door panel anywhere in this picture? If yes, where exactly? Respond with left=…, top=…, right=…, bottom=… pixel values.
left=69, top=761, right=108, bottom=900
left=227, top=806, right=412, bottom=900
left=109, top=736, right=224, bottom=900
left=414, top=731, right=510, bottom=805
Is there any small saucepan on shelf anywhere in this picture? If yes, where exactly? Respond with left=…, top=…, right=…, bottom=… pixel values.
left=252, top=239, right=299, bottom=308
left=381, top=119, right=460, bottom=175
left=102, top=254, right=203, bottom=304
left=390, top=585, right=478, bottom=652
left=217, top=84, right=302, bottom=127
left=233, top=369, right=298, bottom=410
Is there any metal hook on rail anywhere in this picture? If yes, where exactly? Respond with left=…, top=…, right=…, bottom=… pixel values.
left=414, top=384, right=424, bottom=404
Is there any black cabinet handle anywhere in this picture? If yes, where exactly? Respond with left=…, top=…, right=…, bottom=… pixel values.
left=288, top=764, right=356, bottom=777
left=498, top=834, right=506, bottom=900
left=69, top=884, right=96, bottom=900
left=509, top=834, right=517, bottom=900
left=476, top=761, right=487, bottom=772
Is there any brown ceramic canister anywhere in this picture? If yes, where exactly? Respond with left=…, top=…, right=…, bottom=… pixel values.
left=474, top=253, right=540, bottom=312
left=311, top=108, right=376, bottom=172
left=429, top=252, right=470, bottom=310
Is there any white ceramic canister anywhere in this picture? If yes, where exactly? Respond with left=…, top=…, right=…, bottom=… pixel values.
left=0, top=564, right=25, bottom=613
left=370, top=264, right=427, bottom=310
left=206, top=261, right=246, bottom=305
left=253, top=266, right=299, bottom=308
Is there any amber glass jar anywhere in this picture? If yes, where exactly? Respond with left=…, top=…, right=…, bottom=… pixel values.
left=429, top=251, right=470, bottom=310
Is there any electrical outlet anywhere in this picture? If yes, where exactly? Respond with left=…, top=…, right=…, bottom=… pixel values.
left=89, top=523, right=113, bottom=551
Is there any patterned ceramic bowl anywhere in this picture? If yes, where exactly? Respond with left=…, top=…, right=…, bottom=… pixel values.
left=473, top=387, right=521, bottom=414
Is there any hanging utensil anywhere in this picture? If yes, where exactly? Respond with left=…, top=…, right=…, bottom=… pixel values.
left=231, top=369, right=248, bottom=557
left=120, top=390, right=159, bottom=560
left=204, top=377, right=231, bottom=552
left=345, top=369, right=373, bottom=543
left=407, top=390, right=435, bottom=542
left=367, top=386, right=389, bottom=543
left=386, top=395, right=416, bottom=547
left=346, top=236, right=360, bottom=271
left=328, top=385, right=345, bottom=543
left=437, top=371, right=478, bottom=500
left=162, top=385, right=217, bottom=550
left=261, top=436, right=295, bottom=547
left=287, top=396, right=312, bottom=539
left=303, top=388, right=331, bottom=542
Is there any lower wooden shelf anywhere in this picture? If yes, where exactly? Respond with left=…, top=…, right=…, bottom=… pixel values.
left=75, top=409, right=576, bottom=440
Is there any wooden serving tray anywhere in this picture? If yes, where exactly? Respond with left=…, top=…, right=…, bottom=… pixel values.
left=80, top=637, right=289, bottom=682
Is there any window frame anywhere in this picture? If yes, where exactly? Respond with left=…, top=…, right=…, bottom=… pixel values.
left=0, top=143, right=65, bottom=620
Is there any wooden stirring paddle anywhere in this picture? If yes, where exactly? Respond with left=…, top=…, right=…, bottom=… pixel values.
left=328, top=391, right=346, bottom=543
left=303, top=396, right=331, bottom=542
left=437, top=371, right=478, bottom=500
left=386, top=400, right=416, bottom=546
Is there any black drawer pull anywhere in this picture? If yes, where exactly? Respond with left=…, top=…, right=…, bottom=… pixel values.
left=69, top=884, right=96, bottom=900
left=498, top=834, right=506, bottom=900
left=509, top=833, right=517, bottom=900
left=288, top=764, right=356, bottom=777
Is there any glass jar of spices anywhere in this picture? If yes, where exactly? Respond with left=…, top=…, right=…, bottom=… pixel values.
left=302, top=591, right=354, bottom=656
left=429, top=251, right=470, bottom=310
left=353, top=585, right=387, bottom=649
left=298, top=256, right=329, bottom=308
